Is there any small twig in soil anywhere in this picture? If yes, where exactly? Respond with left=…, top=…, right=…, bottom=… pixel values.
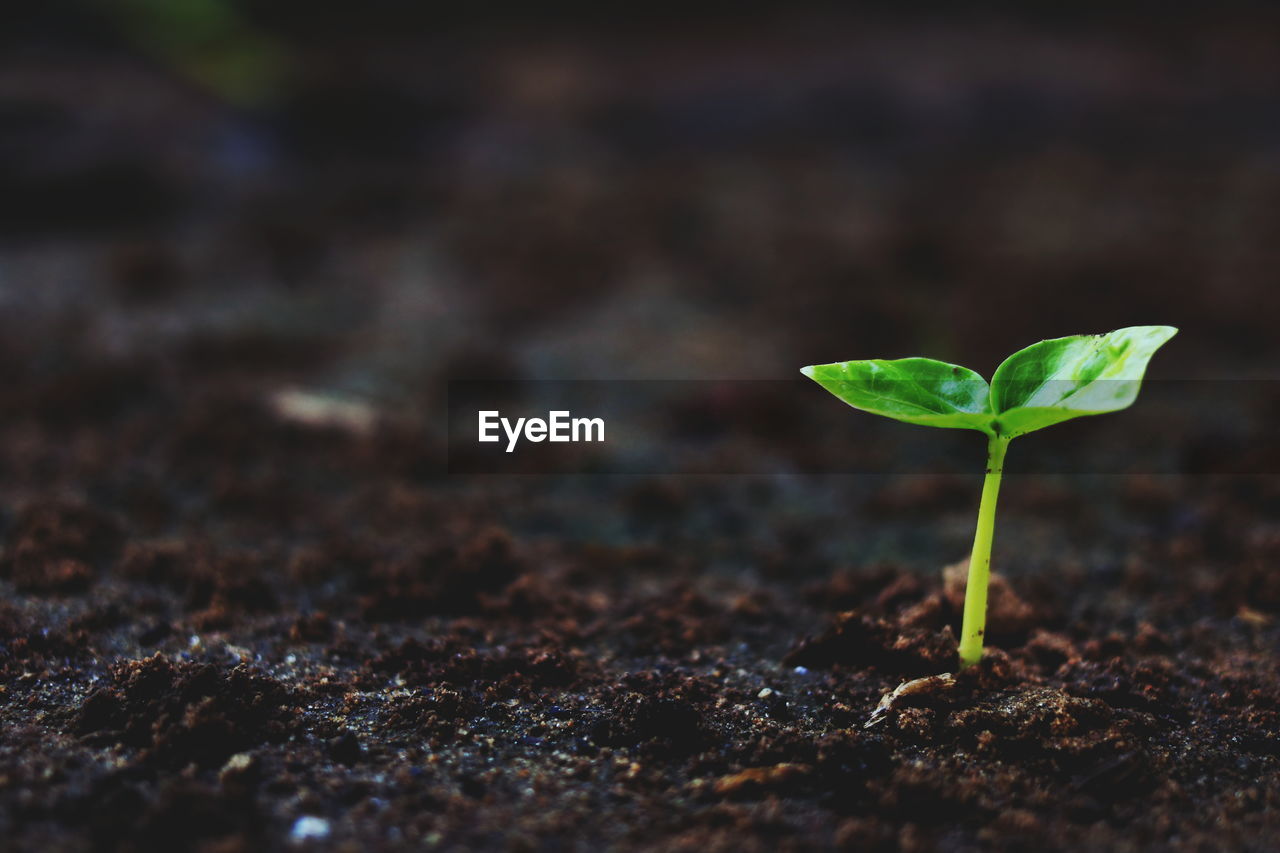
left=864, top=672, right=955, bottom=729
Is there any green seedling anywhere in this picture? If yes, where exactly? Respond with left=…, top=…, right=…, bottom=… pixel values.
left=802, top=325, right=1177, bottom=669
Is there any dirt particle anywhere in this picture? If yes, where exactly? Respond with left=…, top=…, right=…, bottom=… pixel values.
left=712, top=763, right=811, bottom=797
left=328, top=730, right=363, bottom=765
left=289, top=612, right=335, bottom=643
left=786, top=611, right=956, bottom=677
left=219, top=752, right=260, bottom=789
left=2, top=501, right=123, bottom=593
left=74, top=654, right=297, bottom=768
left=591, top=693, right=713, bottom=755
left=360, top=526, right=524, bottom=621
left=1024, top=629, right=1080, bottom=670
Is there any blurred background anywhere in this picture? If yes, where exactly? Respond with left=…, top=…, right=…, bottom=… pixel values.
left=4, top=1, right=1280, bottom=409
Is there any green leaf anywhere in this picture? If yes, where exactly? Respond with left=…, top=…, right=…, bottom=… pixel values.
left=801, top=358, right=994, bottom=432
left=801, top=326, right=1177, bottom=440
left=989, top=325, right=1178, bottom=438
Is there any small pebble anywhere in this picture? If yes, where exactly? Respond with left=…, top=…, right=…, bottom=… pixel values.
left=793, top=666, right=809, bottom=676
left=220, top=752, right=255, bottom=777
left=328, top=731, right=363, bottom=765
left=290, top=816, right=331, bottom=843
left=757, top=687, right=774, bottom=699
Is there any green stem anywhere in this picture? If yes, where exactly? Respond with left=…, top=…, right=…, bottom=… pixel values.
left=958, top=433, right=1010, bottom=669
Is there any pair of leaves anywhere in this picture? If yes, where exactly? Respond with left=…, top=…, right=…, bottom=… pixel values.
left=801, top=326, right=1177, bottom=440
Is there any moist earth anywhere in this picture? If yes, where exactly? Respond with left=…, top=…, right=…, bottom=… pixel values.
left=1, top=388, right=1277, bottom=850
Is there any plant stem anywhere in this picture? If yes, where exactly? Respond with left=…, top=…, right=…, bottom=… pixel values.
left=958, top=433, right=1010, bottom=669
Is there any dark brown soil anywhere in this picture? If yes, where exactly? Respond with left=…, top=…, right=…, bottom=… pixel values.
left=3, top=6, right=1280, bottom=851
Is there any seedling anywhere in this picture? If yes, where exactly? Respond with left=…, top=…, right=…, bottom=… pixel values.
left=802, top=325, right=1177, bottom=669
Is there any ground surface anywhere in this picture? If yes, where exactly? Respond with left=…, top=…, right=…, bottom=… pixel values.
left=2, top=7, right=1280, bottom=852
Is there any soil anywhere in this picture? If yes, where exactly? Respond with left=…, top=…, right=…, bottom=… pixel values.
left=3, top=7, right=1280, bottom=852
